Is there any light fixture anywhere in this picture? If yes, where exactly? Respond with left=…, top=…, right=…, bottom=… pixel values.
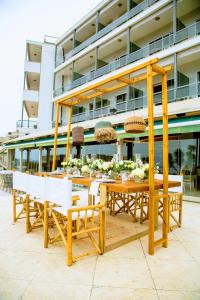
left=118, top=38, right=122, bottom=42
left=91, top=23, right=95, bottom=27
left=90, top=55, right=94, bottom=58
left=33, top=79, right=37, bottom=82
left=34, top=53, right=37, bottom=56
left=118, top=3, right=122, bottom=7
left=70, top=38, right=73, bottom=41
left=155, top=16, right=160, bottom=21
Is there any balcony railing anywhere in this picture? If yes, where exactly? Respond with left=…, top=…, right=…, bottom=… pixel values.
left=55, top=0, right=158, bottom=67
left=54, top=21, right=200, bottom=98
left=68, top=82, right=200, bottom=124
left=16, top=120, right=38, bottom=129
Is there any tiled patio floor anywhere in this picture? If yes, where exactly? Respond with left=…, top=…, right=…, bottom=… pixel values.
left=0, top=190, right=200, bottom=300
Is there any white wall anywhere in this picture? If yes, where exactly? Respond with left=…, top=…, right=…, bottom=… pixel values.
left=38, top=43, right=56, bottom=130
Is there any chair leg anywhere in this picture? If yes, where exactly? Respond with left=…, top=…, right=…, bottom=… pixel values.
left=12, top=190, right=17, bottom=223
left=67, top=211, right=73, bottom=266
left=44, top=201, right=49, bottom=248
left=98, top=208, right=104, bottom=254
left=26, top=195, right=30, bottom=233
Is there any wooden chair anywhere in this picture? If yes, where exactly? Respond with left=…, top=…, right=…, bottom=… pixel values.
left=12, top=172, right=35, bottom=223
left=25, top=174, right=47, bottom=233
left=43, top=177, right=105, bottom=266
left=155, top=174, right=183, bottom=231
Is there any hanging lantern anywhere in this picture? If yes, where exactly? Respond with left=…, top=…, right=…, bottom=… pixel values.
left=72, top=127, right=84, bottom=145
left=124, top=116, right=146, bottom=134
left=94, top=121, right=116, bottom=143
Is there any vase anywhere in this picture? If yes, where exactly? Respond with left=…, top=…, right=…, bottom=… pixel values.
left=120, top=171, right=128, bottom=183
left=134, top=176, right=144, bottom=183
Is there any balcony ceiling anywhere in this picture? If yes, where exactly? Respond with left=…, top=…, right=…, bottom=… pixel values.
left=75, top=50, right=96, bottom=73
left=100, top=0, right=127, bottom=26
left=28, top=43, right=42, bottom=63
left=177, top=0, right=200, bottom=18
left=76, top=16, right=96, bottom=43
left=26, top=73, right=40, bottom=90
left=99, top=32, right=127, bottom=59
left=24, top=101, right=38, bottom=118
left=132, top=6, right=173, bottom=42
left=177, top=45, right=200, bottom=66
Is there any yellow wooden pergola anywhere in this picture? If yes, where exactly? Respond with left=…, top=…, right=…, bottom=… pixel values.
left=53, top=58, right=172, bottom=255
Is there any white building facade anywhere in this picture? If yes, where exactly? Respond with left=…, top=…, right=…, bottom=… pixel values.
left=4, top=0, right=200, bottom=201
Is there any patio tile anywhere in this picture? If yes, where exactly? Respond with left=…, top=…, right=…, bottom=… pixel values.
left=90, top=287, right=158, bottom=300
left=0, top=278, right=29, bottom=300
left=21, top=282, right=91, bottom=300
left=93, top=257, right=154, bottom=289
left=143, top=240, right=193, bottom=261
left=181, top=242, right=200, bottom=260
left=173, top=228, right=200, bottom=243
left=33, top=253, right=97, bottom=285
left=158, top=290, right=200, bottom=300
left=0, top=249, right=41, bottom=281
left=103, top=240, right=145, bottom=259
left=148, top=259, right=200, bottom=291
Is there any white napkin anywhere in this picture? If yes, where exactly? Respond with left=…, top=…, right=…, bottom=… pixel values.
left=89, top=181, right=100, bottom=196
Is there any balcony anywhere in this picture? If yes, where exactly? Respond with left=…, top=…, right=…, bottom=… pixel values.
left=23, top=90, right=39, bottom=102
left=24, top=61, right=40, bottom=73
left=16, top=120, right=38, bottom=129
left=68, top=82, right=200, bottom=124
left=54, top=21, right=200, bottom=98
left=55, top=0, right=158, bottom=67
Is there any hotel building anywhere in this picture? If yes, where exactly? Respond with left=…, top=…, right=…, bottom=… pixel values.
left=3, top=0, right=200, bottom=201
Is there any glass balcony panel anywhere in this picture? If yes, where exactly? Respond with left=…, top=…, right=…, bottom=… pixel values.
left=116, top=101, right=126, bottom=112
left=16, top=120, right=38, bottom=129
left=177, top=85, right=189, bottom=100
left=154, top=92, right=162, bottom=105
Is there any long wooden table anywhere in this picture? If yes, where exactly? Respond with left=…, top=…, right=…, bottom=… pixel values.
left=46, top=174, right=181, bottom=252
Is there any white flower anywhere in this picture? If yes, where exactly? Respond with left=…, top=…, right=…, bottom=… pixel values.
left=61, top=162, right=67, bottom=166
left=131, top=168, right=145, bottom=179
left=81, top=165, right=90, bottom=174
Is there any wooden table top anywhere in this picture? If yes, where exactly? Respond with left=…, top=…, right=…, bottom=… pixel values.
left=45, top=173, right=181, bottom=194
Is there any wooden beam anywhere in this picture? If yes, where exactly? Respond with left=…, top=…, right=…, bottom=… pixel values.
left=152, top=64, right=166, bottom=75
left=162, top=72, right=169, bottom=248
left=56, top=58, right=159, bottom=105
left=147, top=64, right=155, bottom=256
left=66, top=106, right=72, bottom=161
left=52, top=103, right=60, bottom=171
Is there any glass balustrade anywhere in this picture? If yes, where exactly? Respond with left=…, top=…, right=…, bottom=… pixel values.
left=54, top=21, right=200, bottom=98
left=69, top=82, right=200, bottom=124
left=55, top=0, right=157, bottom=67
left=16, top=120, right=38, bottom=129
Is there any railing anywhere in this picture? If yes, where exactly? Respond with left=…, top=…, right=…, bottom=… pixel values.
left=54, top=21, right=200, bottom=98
left=55, top=0, right=159, bottom=67
left=69, top=82, right=200, bottom=124
left=16, top=120, right=38, bottom=129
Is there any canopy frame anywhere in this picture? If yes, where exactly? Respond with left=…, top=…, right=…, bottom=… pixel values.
left=52, top=58, right=172, bottom=255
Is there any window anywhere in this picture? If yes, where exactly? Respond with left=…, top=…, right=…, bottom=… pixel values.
left=72, top=106, right=85, bottom=115
left=89, top=103, right=94, bottom=111
left=116, top=93, right=126, bottom=103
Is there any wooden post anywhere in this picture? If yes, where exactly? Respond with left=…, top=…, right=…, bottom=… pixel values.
left=67, top=210, right=73, bottom=266
left=44, top=201, right=49, bottom=248
left=12, top=189, right=16, bottom=223
left=66, top=106, right=72, bottom=161
left=162, top=72, right=169, bottom=247
left=52, top=103, right=60, bottom=171
left=25, top=194, right=30, bottom=233
left=147, top=64, right=155, bottom=255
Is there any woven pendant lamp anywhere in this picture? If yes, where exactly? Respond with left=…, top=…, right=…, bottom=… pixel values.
left=124, top=116, right=146, bottom=134
left=94, top=121, right=116, bottom=143
left=72, top=127, right=84, bottom=145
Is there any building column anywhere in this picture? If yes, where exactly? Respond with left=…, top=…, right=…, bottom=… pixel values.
left=73, top=29, right=76, bottom=49
left=19, top=149, right=24, bottom=172
left=38, top=147, right=43, bottom=172
left=173, top=0, right=177, bottom=34
left=46, top=147, right=51, bottom=172
left=96, top=10, right=100, bottom=33
left=21, top=102, right=24, bottom=128
left=27, top=149, right=30, bottom=170
left=117, top=140, right=124, bottom=161
left=95, top=47, right=99, bottom=71
left=7, top=149, right=14, bottom=170
left=174, top=53, right=177, bottom=100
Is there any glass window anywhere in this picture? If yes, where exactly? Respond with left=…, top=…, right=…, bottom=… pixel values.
left=116, top=94, right=126, bottom=103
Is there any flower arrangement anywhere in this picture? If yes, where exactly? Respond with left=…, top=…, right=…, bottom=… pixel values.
left=61, top=157, right=159, bottom=180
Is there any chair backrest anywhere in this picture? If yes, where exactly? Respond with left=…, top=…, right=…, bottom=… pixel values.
left=13, top=171, right=27, bottom=192
left=154, top=174, right=183, bottom=193
left=44, top=177, right=72, bottom=209
left=25, top=174, right=46, bottom=199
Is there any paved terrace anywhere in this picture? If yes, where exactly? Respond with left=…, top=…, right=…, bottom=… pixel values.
left=0, top=190, right=200, bottom=300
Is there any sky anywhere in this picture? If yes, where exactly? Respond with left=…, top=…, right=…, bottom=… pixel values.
left=0, top=0, right=102, bottom=136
